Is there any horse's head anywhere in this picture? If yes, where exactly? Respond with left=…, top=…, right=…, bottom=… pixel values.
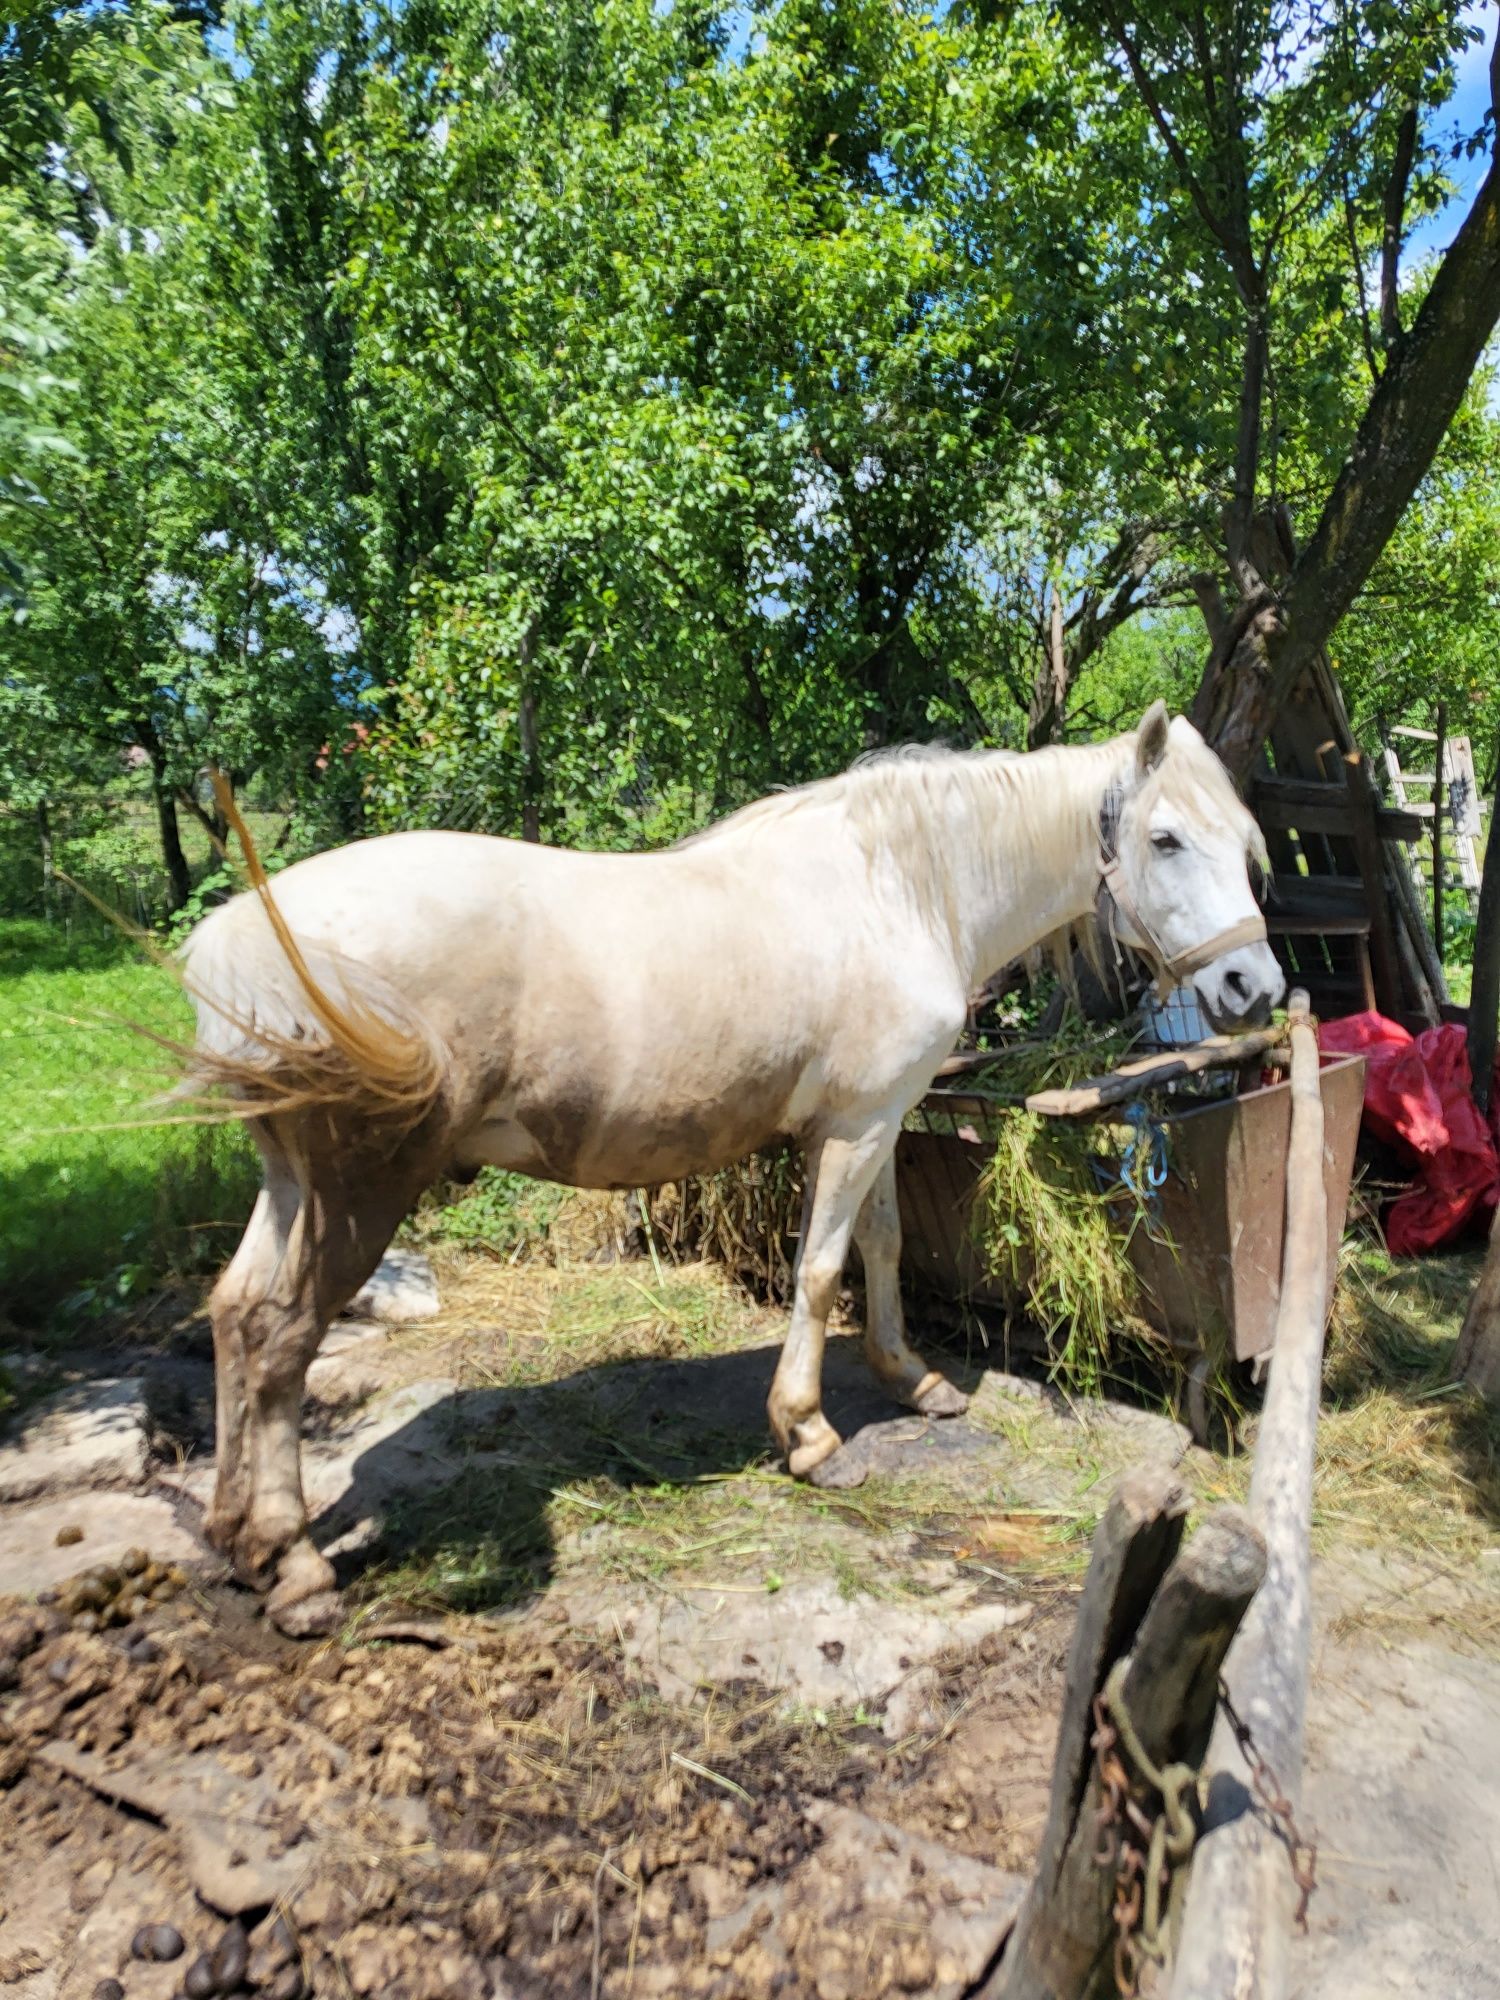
left=1101, top=701, right=1285, bottom=1033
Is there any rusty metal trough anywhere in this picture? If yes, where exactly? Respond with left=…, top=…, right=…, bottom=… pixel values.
left=894, top=1049, right=1366, bottom=1376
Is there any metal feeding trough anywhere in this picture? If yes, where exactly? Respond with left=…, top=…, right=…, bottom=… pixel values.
left=893, top=1037, right=1366, bottom=1421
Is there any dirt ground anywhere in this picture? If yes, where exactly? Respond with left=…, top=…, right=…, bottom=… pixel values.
left=2, top=1244, right=1499, bottom=1999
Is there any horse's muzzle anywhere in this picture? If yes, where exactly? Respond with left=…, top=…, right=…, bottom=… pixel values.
left=1194, top=943, right=1285, bottom=1034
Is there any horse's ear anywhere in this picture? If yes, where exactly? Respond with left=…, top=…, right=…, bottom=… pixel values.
left=1135, top=700, right=1170, bottom=778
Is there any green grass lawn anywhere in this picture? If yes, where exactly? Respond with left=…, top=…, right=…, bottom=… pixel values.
left=0, top=916, right=258, bottom=1331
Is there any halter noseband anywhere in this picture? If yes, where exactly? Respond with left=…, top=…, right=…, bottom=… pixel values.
left=1096, top=782, right=1269, bottom=999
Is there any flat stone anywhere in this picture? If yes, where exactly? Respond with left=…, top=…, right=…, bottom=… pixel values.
left=0, top=1492, right=200, bottom=1598
left=344, top=1250, right=440, bottom=1325
left=579, top=1573, right=1032, bottom=1708
left=0, top=1380, right=148, bottom=1503
left=318, top=1319, right=390, bottom=1355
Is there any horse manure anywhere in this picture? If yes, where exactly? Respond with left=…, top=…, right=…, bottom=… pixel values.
left=132, top=1923, right=186, bottom=1962
left=263, top=1964, right=306, bottom=2000
left=91, top=1982, right=125, bottom=2000
left=209, top=1919, right=250, bottom=1992
left=183, top=1951, right=218, bottom=1999
left=120, top=1548, right=149, bottom=1577
left=54, top=1524, right=84, bottom=1547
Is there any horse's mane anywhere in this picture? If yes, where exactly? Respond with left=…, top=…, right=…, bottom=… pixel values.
left=677, top=738, right=1124, bottom=953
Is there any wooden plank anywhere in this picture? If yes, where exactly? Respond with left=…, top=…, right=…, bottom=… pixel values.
left=1022, top=1027, right=1284, bottom=1118
left=1391, top=724, right=1438, bottom=741
left=1340, top=752, right=1403, bottom=1018
left=1168, top=997, right=1327, bottom=2000
left=1253, top=795, right=1424, bottom=842
left=1265, top=912, right=1370, bottom=937
left=1264, top=875, right=1367, bottom=918
left=1447, top=735, right=1482, bottom=836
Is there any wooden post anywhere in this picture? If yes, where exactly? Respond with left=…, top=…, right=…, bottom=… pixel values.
left=1339, top=752, right=1401, bottom=1016
left=1387, top=836, right=1448, bottom=1015
left=986, top=1474, right=1265, bottom=2000
left=1433, top=700, right=1447, bottom=965
left=1453, top=1205, right=1500, bottom=1401
left=1467, top=739, right=1500, bottom=1117
left=1168, top=993, right=1327, bottom=2000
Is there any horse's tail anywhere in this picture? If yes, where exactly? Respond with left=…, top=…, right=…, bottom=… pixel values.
left=178, top=784, right=447, bottom=1139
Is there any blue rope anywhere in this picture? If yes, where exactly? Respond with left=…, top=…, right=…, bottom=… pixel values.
left=1118, top=1100, right=1169, bottom=1209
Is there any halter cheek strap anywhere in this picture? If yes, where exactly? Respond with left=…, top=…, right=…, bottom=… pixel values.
left=1096, top=783, right=1269, bottom=999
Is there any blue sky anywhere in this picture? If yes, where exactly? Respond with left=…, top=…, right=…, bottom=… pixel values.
left=1405, top=4, right=1495, bottom=263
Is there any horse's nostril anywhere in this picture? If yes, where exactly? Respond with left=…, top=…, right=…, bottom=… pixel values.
left=1225, top=969, right=1252, bottom=1002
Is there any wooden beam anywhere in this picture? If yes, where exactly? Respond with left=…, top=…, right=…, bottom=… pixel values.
left=1168, top=995, right=1327, bottom=2000
left=1022, top=1027, right=1284, bottom=1118
left=1340, top=753, right=1403, bottom=1018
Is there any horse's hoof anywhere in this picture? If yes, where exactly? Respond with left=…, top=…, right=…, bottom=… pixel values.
left=268, top=1589, right=343, bottom=1640
left=910, top=1372, right=969, bottom=1419
left=786, top=1414, right=844, bottom=1481
left=806, top=1448, right=868, bottom=1491
left=264, top=1538, right=339, bottom=1638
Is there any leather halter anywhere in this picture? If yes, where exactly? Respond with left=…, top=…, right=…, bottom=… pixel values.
left=1096, top=782, right=1269, bottom=999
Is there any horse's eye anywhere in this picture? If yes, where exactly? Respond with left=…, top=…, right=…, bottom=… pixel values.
left=1151, top=830, right=1182, bottom=854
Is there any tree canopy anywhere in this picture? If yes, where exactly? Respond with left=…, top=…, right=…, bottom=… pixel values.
left=3, top=0, right=1499, bottom=907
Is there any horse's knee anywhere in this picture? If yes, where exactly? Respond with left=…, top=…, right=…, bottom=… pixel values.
left=797, top=1250, right=846, bottom=1321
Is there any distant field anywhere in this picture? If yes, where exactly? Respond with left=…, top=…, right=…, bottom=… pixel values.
left=0, top=917, right=258, bottom=1329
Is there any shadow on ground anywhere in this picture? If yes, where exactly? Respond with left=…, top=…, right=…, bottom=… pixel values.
left=307, top=1333, right=1000, bottom=1613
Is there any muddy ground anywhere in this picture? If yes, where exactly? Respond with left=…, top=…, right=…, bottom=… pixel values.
left=3, top=1248, right=1500, bottom=1999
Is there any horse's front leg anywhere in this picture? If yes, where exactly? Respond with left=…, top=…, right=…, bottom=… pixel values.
left=768, top=1122, right=896, bottom=1489
left=854, top=1154, right=968, bottom=1419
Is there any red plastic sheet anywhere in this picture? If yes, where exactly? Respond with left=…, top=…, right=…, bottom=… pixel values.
left=1318, top=1011, right=1500, bottom=1253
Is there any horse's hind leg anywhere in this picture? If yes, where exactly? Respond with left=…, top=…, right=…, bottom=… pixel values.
left=205, top=1139, right=298, bottom=1563
left=853, top=1156, right=968, bottom=1420
left=768, top=1122, right=895, bottom=1488
left=214, top=1129, right=433, bottom=1635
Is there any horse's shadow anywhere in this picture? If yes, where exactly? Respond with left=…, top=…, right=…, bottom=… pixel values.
left=309, top=1334, right=992, bottom=1613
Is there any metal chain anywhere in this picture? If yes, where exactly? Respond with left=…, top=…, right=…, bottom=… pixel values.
left=1092, top=1660, right=1198, bottom=1998
left=1215, top=1677, right=1319, bottom=1930
left=1091, top=1665, right=1319, bottom=1999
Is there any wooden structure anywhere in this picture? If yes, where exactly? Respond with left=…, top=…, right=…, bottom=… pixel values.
left=982, top=998, right=1329, bottom=2000
left=979, top=1469, right=1265, bottom=2000
left=1382, top=720, right=1486, bottom=960
left=1168, top=995, right=1328, bottom=2000
left=1248, top=656, right=1445, bottom=1027
left=896, top=1040, right=1363, bottom=1393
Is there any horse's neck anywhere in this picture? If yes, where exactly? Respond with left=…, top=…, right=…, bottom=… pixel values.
left=945, top=740, right=1129, bottom=984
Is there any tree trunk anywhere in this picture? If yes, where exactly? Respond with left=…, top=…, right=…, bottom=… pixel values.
left=1196, top=158, right=1500, bottom=782
left=1026, top=581, right=1070, bottom=750
left=154, top=780, right=192, bottom=914
left=517, top=685, right=542, bottom=843
left=1468, top=746, right=1500, bottom=1117
left=37, top=799, right=55, bottom=910
left=1454, top=1204, right=1500, bottom=1400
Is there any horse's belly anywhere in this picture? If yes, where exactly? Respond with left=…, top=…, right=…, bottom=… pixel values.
left=458, top=1063, right=808, bottom=1189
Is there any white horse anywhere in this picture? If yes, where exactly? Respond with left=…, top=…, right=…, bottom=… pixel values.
left=183, top=702, right=1280, bottom=1633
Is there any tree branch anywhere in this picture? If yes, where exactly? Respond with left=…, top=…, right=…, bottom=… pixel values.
left=1380, top=105, right=1418, bottom=351
left=1343, top=171, right=1381, bottom=384
left=1202, top=153, right=1500, bottom=778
